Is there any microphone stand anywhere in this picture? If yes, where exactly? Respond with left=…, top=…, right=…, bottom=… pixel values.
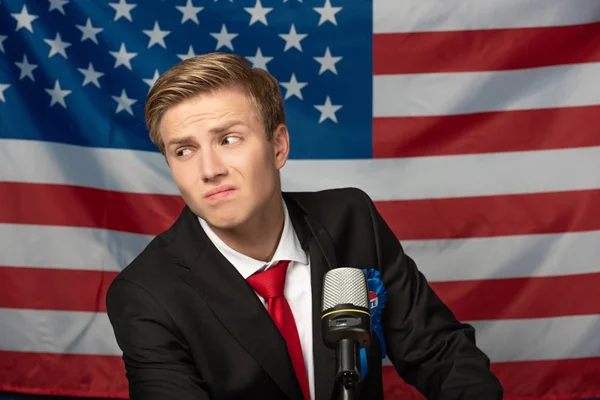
left=335, top=338, right=360, bottom=400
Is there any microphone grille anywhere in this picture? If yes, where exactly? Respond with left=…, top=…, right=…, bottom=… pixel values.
left=322, top=267, right=369, bottom=311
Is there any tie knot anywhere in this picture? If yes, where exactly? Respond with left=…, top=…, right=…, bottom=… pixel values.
left=247, top=260, right=290, bottom=299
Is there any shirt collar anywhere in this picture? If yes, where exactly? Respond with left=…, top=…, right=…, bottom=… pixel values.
left=198, top=198, right=308, bottom=279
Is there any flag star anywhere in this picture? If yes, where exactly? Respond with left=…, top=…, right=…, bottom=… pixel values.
left=109, top=43, right=137, bottom=70
left=244, top=0, right=273, bottom=26
left=246, top=48, right=273, bottom=70
left=143, top=69, right=161, bottom=90
left=280, top=73, right=307, bottom=100
left=279, top=24, right=307, bottom=52
left=49, top=0, right=69, bottom=15
left=43, top=32, right=72, bottom=59
left=11, top=5, right=39, bottom=33
left=314, top=96, right=342, bottom=123
left=112, top=89, right=137, bottom=115
left=15, top=54, right=38, bottom=81
left=77, top=62, right=104, bottom=88
left=109, top=0, right=137, bottom=22
left=176, top=0, right=203, bottom=24
left=313, top=0, right=342, bottom=26
left=143, top=21, right=170, bottom=49
left=76, top=18, right=103, bottom=44
left=314, top=47, right=342, bottom=75
left=210, top=24, right=238, bottom=51
left=45, top=80, right=72, bottom=108
left=177, top=45, right=197, bottom=60
left=0, top=83, right=10, bottom=103
left=0, top=35, right=7, bottom=53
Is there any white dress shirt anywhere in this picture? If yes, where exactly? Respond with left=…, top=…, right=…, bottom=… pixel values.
left=198, top=200, right=315, bottom=400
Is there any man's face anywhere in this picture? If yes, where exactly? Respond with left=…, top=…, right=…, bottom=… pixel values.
left=159, top=87, right=289, bottom=230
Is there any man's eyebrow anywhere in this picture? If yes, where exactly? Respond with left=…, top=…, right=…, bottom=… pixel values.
left=166, top=135, right=197, bottom=147
left=208, top=120, right=247, bottom=134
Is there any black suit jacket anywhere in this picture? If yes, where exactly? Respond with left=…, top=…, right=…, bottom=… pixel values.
left=106, top=187, right=503, bottom=400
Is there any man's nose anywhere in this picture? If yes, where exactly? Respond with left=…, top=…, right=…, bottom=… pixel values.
left=199, top=148, right=228, bottom=182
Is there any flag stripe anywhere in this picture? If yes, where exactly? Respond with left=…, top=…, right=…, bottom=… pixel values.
left=373, top=62, right=600, bottom=117
left=373, top=0, right=600, bottom=33
left=0, top=351, right=127, bottom=399
left=3, top=264, right=598, bottom=321
left=376, top=189, right=600, bottom=240
left=0, top=181, right=183, bottom=235
left=373, top=22, right=600, bottom=74
left=430, top=272, right=600, bottom=321
left=5, top=139, right=600, bottom=201
left=0, top=267, right=117, bottom=312
left=0, top=308, right=120, bottom=355
left=372, top=105, right=600, bottom=158
left=4, top=224, right=599, bottom=282
left=0, top=224, right=151, bottom=272
left=382, top=358, right=600, bottom=400
left=405, top=230, right=600, bottom=282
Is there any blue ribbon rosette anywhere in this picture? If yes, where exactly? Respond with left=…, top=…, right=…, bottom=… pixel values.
left=360, top=268, right=388, bottom=379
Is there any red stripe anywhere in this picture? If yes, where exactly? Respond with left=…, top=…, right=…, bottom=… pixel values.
left=430, top=272, right=600, bottom=321
left=376, top=189, right=600, bottom=240
left=0, top=350, right=127, bottom=398
left=373, top=105, right=600, bottom=158
left=0, top=267, right=117, bottom=312
left=382, top=357, right=600, bottom=400
left=0, top=181, right=184, bottom=235
left=373, top=22, right=600, bottom=74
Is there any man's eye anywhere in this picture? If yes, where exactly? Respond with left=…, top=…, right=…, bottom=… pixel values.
left=222, top=136, right=240, bottom=145
left=176, top=148, right=192, bottom=157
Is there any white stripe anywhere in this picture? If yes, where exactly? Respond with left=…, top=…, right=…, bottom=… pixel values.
left=0, top=224, right=152, bottom=272
left=374, top=62, right=600, bottom=117
left=404, top=230, right=600, bottom=282
left=0, top=308, right=121, bottom=356
left=3, top=139, right=600, bottom=201
left=4, top=308, right=598, bottom=362
left=374, top=0, right=600, bottom=33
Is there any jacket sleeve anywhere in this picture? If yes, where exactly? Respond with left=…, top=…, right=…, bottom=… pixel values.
left=105, top=277, right=210, bottom=400
left=359, top=189, right=504, bottom=399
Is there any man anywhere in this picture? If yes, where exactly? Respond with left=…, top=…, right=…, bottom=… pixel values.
left=105, top=52, right=503, bottom=400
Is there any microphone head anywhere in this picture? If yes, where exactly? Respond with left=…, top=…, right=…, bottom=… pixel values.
left=322, top=267, right=369, bottom=312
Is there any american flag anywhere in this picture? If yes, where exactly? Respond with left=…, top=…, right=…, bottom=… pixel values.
left=1, top=0, right=600, bottom=398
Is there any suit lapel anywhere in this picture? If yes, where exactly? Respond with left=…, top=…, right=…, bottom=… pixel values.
left=285, top=195, right=337, bottom=400
left=173, top=207, right=304, bottom=400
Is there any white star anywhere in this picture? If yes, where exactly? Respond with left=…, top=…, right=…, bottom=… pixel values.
left=44, top=32, right=72, bottom=59
left=176, top=0, right=203, bottom=24
left=0, top=35, right=7, bottom=53
left=143, top=21, right=170, bottom=49
left=15, top=54, right=38, bottom=81
left=280, top=73, right=307, bottom=100
left=11, top=5, right=39, bottom=33
left=76, top=18, right=103, bottom=44
left=143, top=69, right=161, bottom=90
left=77, top=62, right=104, bottom=88
left=0, top=83, right=10, bottom=103
left=49, top=0, right=69, bottom=15
left=177, top=45, right=197, bottom=60
left=45, top=80, right=72, bottom=108
left=112, top=89, right=137, bottom=115
left=210, top=24, right=238, bottom=51
left=314, top=96, right=342, bottom=123
left=279, top=24, right=307, bottom=52
left=109, top=43, right=137, bottom=70
left=244, top=0, right=273, bottom=26
left=109, top=0, right=137, bottom=22
left=246, top=48, right=273, bottom=71
left=314, top=47, right=342, bottom=75
left=313, top=0, right=342, bottom=26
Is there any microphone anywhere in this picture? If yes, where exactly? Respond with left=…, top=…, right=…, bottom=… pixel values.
left=321, top=267, right=371, bottom=400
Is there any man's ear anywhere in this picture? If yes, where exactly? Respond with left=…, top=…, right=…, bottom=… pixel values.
left=272, top=124, right=290, bottom=170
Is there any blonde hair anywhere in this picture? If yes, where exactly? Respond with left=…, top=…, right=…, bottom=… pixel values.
left=144, top=52, right=286, bottom=155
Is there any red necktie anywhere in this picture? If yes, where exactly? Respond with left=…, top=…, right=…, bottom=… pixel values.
left=247, top=260, right=310, bottom=400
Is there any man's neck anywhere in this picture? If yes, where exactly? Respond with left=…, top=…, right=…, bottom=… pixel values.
left=208, top=194, right=285, bottom=262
